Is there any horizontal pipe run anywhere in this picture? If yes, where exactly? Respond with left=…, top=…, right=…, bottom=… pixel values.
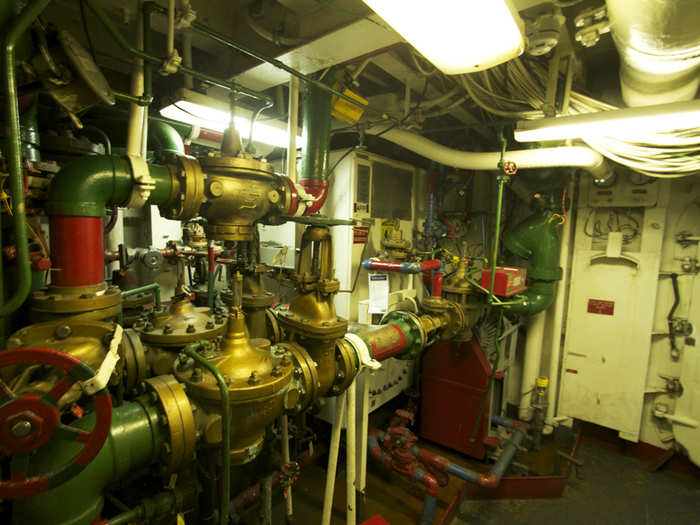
left=84, top=0, right=273, bottom=106
left=366, top=127, right=611, bottom=178
left=362, top=259, right=441, bottom=274
left=121, top=283, right=161, bottom=309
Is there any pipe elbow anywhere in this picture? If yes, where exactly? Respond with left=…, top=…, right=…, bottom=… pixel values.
left=299, top=179, right=329, bottom=215
left=477, top=472, right=501, bottom=489
left=502, top=282, right=556, bottom=316
left=149, top=120, right=185, bottom=156
left=47, top=155, right=134, bottom=217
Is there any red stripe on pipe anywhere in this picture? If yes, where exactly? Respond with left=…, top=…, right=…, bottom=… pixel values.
left=420, top=260, right=441, bottom=271
left=50, top=216, right=104, bottom=286
left=372, top=324, right=407, bottom=361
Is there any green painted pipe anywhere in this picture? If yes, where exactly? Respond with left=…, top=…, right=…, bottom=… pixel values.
left=84, top=0, right=273, bottom=106
left=107, top=486, right=196, bottom=525
left=121, top=282, right=162, bottom=309
left=300, top=78, right=334, bottom=184
left=0, top=0, right=51, bottom=318
left=113, top=90, right=153, bottom=106
left=149, top=120, right=185, bottom=156
left=500, top=206, right=563, bottom=316
left=184, top=342, right=230, bottom=525
left=183, top=13, right=382, bottom=117
left=13, top=397, right=168, bottom=525
left=46, top=155, right=172, bottom=217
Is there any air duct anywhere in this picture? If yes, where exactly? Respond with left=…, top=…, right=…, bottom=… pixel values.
left=607, top=0, right=700, bottom=106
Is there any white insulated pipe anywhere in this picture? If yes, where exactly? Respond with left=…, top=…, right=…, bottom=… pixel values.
left=167, top=0, right=176, bottom=56
left=126, top=0, right=145, bottom=157
left=366, top=127, right=611, bottom=178
left=346, top=380, right=357, bottom=525
left=520, top=311, right=547, bottom=421
left=607, top=0, right=700, bottom=106
left=321, top=391, right=346, bottom=525
left=356, top=371, right=371, bottom=520
left=286, top=76, right=300, bottom=182
left=543, top=180, right=575, bottom=433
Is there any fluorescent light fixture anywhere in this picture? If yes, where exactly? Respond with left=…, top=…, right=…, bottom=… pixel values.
left=160, top=89, right=294, bottom=149
left=362, top=0, right=524, bottom=74
left=514, top=99, right=700, bottom=142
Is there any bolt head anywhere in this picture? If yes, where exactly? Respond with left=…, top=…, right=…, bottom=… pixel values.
left=10, top=420, right=33, bottom=438
left=54, top=325, right=72, bottom=340
left=163, top=324, right=174, bottom=334
left=186, top=323, right=196, bottom=333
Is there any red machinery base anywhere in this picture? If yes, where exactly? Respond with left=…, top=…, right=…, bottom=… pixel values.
left=419, top=338, right=491, bottom=459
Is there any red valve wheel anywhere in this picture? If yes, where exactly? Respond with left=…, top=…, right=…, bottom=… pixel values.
left=501, top=161, right=518, bottom=175
left=0, top=347, right=112, bottom=499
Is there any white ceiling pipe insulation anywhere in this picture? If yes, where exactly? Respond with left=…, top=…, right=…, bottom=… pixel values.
left=607, top=0, right=700, bottom=106
left=365, top=126, right=611, bottom=178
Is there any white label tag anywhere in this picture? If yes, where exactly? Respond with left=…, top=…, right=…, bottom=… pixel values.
left=368, top=273, right=389, bottom=314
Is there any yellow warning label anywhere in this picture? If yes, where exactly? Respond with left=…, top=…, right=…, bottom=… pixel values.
left=332, top=88, right=368, bottom=124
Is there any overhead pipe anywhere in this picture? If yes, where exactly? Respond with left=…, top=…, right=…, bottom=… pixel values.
left=607, top=0, right=700, bottom=106
left=298, top=74, right=335, bottom=215
left=0, top=0, right=51, bottom=318
left=365, top=127, right=612, bottom=179
left=126, top=0, right=146, bottom=156
left=84, top=0, right=273, bottom=106
left=287, top=76, right=300, bottom=182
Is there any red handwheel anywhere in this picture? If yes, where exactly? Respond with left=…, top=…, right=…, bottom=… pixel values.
left=0, top=347, right=112, bottom=499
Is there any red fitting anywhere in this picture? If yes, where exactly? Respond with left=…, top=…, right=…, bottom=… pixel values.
left=30, top=254, right=51, bottom=272
left=299, top=179, right=329, bottom=215
left=421, top=471, right=441, bottom=496
left=50, top=216, right=104, bottom=287
left=431, top=272, right=443, bottom=297
left=420, top=259, right=442, bottom=271
left=477, top=472, right=500, bottom=489
left=416, top=449, right=448, bottom=472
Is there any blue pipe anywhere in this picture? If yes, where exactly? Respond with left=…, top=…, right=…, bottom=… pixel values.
left=421, top=494, right=437, bottom=525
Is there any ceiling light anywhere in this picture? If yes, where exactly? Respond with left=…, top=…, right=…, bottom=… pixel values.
left=514, top=99, right=700, bottom=142
left=160, top=89, right=294, bottom=149
left=362, top=0, right=525, bottom=74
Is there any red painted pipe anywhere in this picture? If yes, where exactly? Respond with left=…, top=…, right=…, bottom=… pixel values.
left=362, top=259, right=441, bottom=273
left=299, top=179, right=329, bottom=215
left=50, top=216, right=104, bottom=287
left=431, top=272, right=443, bottom=297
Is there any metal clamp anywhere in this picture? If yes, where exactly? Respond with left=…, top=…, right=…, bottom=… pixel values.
left=125, top=154, right=156, bottom=208
left=344, top=332, right=381, bottom=371
left=160, top=49, right=182, bottom=75
left=81, top=325, right=123, bottom=395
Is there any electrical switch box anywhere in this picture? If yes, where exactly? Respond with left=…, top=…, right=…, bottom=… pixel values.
left=480, top=267, right=527, bottom=297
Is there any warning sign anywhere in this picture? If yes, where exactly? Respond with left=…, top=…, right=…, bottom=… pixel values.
left=587, top=299, right=615, bottom=315
left=353, top=226, right=369, bottom=244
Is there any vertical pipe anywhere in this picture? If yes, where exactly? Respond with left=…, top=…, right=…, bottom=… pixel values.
left=488, top=176, right=507, bottom=302
left=0, top=0, right=51, bottom=318
left=261, top=475, right=272, bottom=525
left=185, top=344, right=230, bottom=525
left=183, top=30, right=193, bottom=90
left=544, top=181, right=574, bottom=431
left=356, top=371, right=370, bottom=523
left=166, top=0, right=175, bottom=56
left=346, top=380, right=357, bottom=525
left=126, top=0, right=145, bottom=156
left=287, top=76, right=299, bottom=182
left=421, top=494, right=437, bottom=525
left=519, top=312, right=546, bottom=421
left=281, top=414, right=293, bottom=523
left=207, top=240, right=215, bottom=310
left=49, top=216, right=105, bottom=286
left=321, top=391, right=346, bottom=525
